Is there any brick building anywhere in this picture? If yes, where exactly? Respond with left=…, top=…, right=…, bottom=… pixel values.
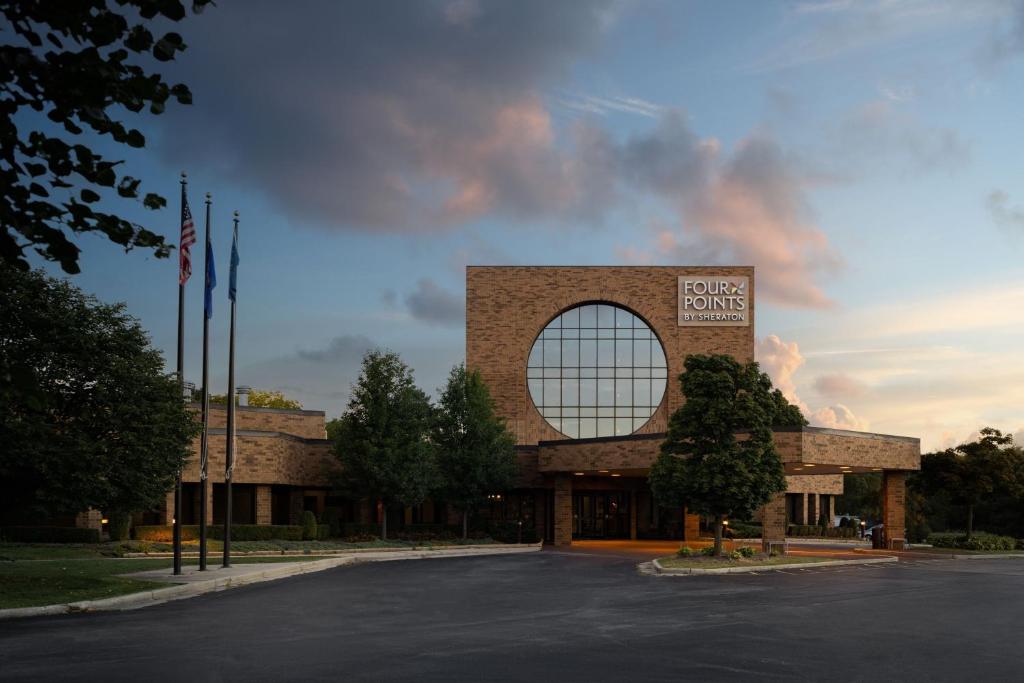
left=466, top=266, right=920, bottom=548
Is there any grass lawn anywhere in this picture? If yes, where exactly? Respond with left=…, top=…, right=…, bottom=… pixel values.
left=658, top=554, right=841, bottom=570
left=0, top=556, right=324, bottom=610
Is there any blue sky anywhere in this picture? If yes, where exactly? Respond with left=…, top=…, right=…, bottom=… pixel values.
left=29, top=0, right=1024, bottom=450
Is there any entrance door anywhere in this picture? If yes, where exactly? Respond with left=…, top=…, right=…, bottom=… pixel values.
left=573, top=492, right=630, bottom=539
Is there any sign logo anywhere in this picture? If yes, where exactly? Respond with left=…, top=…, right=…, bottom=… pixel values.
left=677, top=276, right=749, bottom=327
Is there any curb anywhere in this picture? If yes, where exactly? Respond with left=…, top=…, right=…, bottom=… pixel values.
left=853, top=548, right=1024, bottom=561
left=0, top=543, right=542, bottom=620
left=119, top=542, right=541, bottom=558
left=651, top=555, right=897, bottom=575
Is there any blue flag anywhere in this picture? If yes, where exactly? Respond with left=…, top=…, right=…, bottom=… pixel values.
left=204, top=235, right=217, bottom=319
left=228, top=222, right=239, bottom=303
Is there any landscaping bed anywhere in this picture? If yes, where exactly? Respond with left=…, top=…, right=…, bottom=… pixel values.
left=657, top=553, right=837, bottom=570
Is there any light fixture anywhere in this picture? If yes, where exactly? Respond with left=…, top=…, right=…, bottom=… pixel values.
left=574, top=472, right=584, bottom=476
left=794, top=467, right=803, bottom=471
left=101, top=518, right=109, bottom=524
left=171, top=518, right=176, bottom=524
left=804, top=463, right=816, bottom=467
left=610, top=473, right=621, bottom=477
left=722, top=520, right=729, bottom=526
left=598, top=469, right=609, bottom=473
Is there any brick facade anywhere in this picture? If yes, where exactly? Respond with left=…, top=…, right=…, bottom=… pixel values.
left=882, top=471, right=907, bottom=549
left=465, top=265, right=921, bottom=546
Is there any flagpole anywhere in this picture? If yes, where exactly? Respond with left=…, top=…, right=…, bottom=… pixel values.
left=173, top=172, right=187, bottom=577
left=223, top=211, right=238, bottom=569
left=199, top=192, right=212, bottom=572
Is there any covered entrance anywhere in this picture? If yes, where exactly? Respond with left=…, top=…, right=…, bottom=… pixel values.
left=573, top=491, right=630, bottom=539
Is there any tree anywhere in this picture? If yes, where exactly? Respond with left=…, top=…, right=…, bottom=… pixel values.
left=209, top=389, right=303, bottom=410
left=914, top=428, right=1024, bottom=538
left=769, top=388, right=808, bottom=428
left=330, top=350, right=436, bottom=539
left=648, top=354, right=787, bottom=556
left=0, top=0, right=212, bottom=274
left=0, top=265, right=199, bottom=522
left=433, top=364, right=518, bottom=539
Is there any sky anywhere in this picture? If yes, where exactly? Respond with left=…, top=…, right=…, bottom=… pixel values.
left=24, top=0, right=1024, bottom=451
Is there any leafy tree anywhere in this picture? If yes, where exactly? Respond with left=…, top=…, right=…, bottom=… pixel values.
left=913, top=428, right=1024, bottom=538
left=209, top=389, right=303, bottom=410
left=0, top=0, right=211, bottom=273
left=649, top=354, right=787, bottom=555
left=769, top=388, right=807, bottom=428
left=433, top=364, right=518, bottom=539
left=330, top=350, right=436, bottom=539
left=0, top=265, right=199, bottom=523
left=836, top=472, right=882, bottom=521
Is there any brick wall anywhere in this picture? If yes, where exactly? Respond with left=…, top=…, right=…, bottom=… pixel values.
left=882, top=471, right=907, bottom=548
left=199, top=404, right=328, bottom=440
left=466, top=266, right=755, bottom=447
left=785, top=474, right=843, bottom=494
left=553, top=474, right=573, bottom=546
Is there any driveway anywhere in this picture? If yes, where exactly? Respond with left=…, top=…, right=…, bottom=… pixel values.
left=1, top=550, right=1022, bottom=681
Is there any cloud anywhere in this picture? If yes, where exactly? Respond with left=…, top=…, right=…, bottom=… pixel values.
left=812, top=404, right=870, bottom=431
left=159, top=0, right=616, bottom=231
left=757, top=334, right=870, bottom=431
left=405, top=278, right=464, bottom=327
left=813, top=373, right=867, bottom=398
left=987, top=189, right=1024, bottom=231
left=980, top=0, right=1024, bottom=63
left=608, top=116, right=841, bottom=308
left=296, top=334, right=376, bottom=363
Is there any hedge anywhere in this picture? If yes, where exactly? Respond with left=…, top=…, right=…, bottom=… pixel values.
left=728, top=522, right=762, bottom=539
left=0, top=526, right=101, bottom=543
left=134, top=525, right=305, bottom=542
left=786, top=524, right=858, bottom=538
left=926, top=531, right=1017, bottom=551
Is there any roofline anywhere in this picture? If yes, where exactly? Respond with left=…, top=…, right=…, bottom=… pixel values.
left=533, top=425, right=920, bottom=448
left=204, top=427, right=330, bottom=445
left=189, top=402, right=325, bottom=417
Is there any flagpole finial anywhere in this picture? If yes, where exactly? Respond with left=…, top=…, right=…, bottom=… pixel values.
left=180, top=171, right=187, bottom=181
left=205, top=192, right=211, bottom=203
left=233, top=210, right=239, bottom=219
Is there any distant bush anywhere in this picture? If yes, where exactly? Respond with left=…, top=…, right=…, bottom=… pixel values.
left=737, top=546, right=756, bottom=558
left=301, top=511, right=318, bottom=541
left=134, top=525, right=200, bottom=542
left=343, top=533, right=379, bottom=543
left=927, top=531, right=1016, bottom=551
left=677, top=546, right=694, bottom=557
left=700, top=546, right=716, bottom=557
left=786, top=524, right=857, bottom=539
left=107, top=512, right=132, bottom=542
left=0, top=526, right=101, bottom=543
left=209, top=525, right=303, bottom=542
left=728, top=522, right=762, bottom=539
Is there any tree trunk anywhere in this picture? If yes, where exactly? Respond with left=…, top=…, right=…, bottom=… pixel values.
left=380, top=500, right=387, bottom=540
left=462, top=510, right=468, bottom=540
left=966, top=504, right=974, bottom=539
left=713, top=514, right=724, bottom=556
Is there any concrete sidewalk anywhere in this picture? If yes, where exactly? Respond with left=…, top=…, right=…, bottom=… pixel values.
left=0, top=543, right=542, bottom=621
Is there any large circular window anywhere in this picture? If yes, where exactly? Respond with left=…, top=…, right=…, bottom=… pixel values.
left=527, top=303, right=667, bottom=439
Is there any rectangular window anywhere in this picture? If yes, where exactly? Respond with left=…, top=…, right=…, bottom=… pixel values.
left=633, top=379, right=651, bottom=408
left=580, top=339, right=597, bottom=365
left=580, top=378, right=596, bottom=405
left=562, top=306, right=580, bottom=328
left=598, top=378, right=614, bottom=406
left=544, top=379, right=560, bottom=406
left=597, top=417, right=614, bottom=437
left=562, top=339, right=579, bottom=366
left=615, top=340, right=632, bottom=367
left=634, top=339, right=650, bottom=366
left=598, top=340, right=614, bottom=366
left=544, top=339, right=560, bottom=367
left=615, top=417, right=632, bottom=436
left=561, top=378, right=579, bottom=406
left=617, top=380, right=632, bottom=407
left=579, top=418, right=597, bottom=439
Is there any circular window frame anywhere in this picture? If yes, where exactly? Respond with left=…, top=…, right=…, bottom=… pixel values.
left=525, top=301, right=668, bottom=440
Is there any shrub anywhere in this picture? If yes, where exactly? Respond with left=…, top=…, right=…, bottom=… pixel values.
left=134, top=525, right=200, bottom=542
left=343, top=533, right=379, bottom=543
left=728, top=550, right=742, bottom=560
left=927, top=531, right=1016, bottom=551
left=107, top=511, right=132, bottom=541
left=301, top=511, right=318, bottom=541
left=677, top=546, right=693, bottom=557
left=317, top=525, right=331, bottom=541
left=700, top=546, right=716, bottom=556
left=208, top=525, right=303, bottom=542
left=0, top=526, right=101, bottom=543
left=319, top=506, right=343, bottom=537
left=737, top=546, right=756, bottom=558
left=729, top=522, right=762, bottom=539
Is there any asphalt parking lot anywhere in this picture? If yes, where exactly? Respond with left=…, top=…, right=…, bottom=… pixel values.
left=1, top=548, right=1022, bottom=682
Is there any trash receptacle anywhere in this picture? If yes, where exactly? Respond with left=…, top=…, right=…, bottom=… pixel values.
left=871, top=526, right=882, bottom=549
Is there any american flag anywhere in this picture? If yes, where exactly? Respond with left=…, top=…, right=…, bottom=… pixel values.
left=179, top=194, right=196, bottom=285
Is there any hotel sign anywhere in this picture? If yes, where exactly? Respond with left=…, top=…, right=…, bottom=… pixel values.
left=677, top=276, right=749, bottom=327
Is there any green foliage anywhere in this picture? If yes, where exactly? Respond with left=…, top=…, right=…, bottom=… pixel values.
left=0, top=526, right=100, bottom=543
left=699, top=545, right=716, bottom=556
left=433, top=364, right=518, bottom=538
left=836, top=472, right=882, bottom=520
left=727, top=549, right=743, bottom=560
left=727, top=522, right=762, bottom=539
left=107, top=511, right=131, bottom=542
left=769, top=389, right=808, bottom=427
left=926, top=531, right=1016, bottom=551
left=787, top=524, right=857, bottom=538
left=207, top=525, right=303, bottom=542
left=677, top=546, right=693, bottom=557
left=0, top=267, right=200, bottom=522
left=737, top=545, right=756, bottom=558
left=319, top=506, right=343, bottom=537
left=649, top=354, right=787, bottom=555
left=301, top=510, right=318, bottom=541
left=330, top=350, right=436, bottom=539
left=133, top=525, right=199, bottom=542
left=913, top=428, right=1024, bottom=537
left=0, top=0, right=212, bottom=273
left=208, top=389, right=303, bottom=409
left=817, top=514, right=829, bottom=527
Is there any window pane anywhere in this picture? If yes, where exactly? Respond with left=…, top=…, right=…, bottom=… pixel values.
left=561, top=378, right=578, bottom=406
left=562, top=407, right=578, bottom=417
left=615, top=340, right=632, bottom=367
left=579, top=305, right=597, bottom=328
left=598, top=340, right=614, bottom=366
left=616, top=308, right=635, bottom=328
left=598, top=378, right=614, bottom=406
left=527, top=367, right=542, bottom=378
left=561, top=327, right=579, bottom=338
left=528, top=379, right=543, bottom=406
left=562, top=307, right=579, bottom=328
left=633, top=379, right=651, bottom=407
left=633, top=417, right=648, bottom=431
left=616, top=379, right=632, bottom=407
left=651, top=342, right=666, bottom=368
left=597, top=304, right=615, bottom=328
left=634, top=339, right=650, bottom=366
left=615, top=417, right=632, bottom=436
left=597, top=417, right=614, bottom=437
left=562, top=339, right=579, bottom=366
left=544, top=339, right=560, bottom=367
left=528, top=342, right=542, bottom=367
left=544, top=379, right=560, bottom=406
left=652, top=378, right=667, bottom=404
left=579, top=418, right=596, bottom=439
left=561, top=418, right=579, bottom=438
left=580, top=340, right=596, bottom=365
left=580, top=366, right=597, bottom=379
left=580, top=378, right=596, bottom=406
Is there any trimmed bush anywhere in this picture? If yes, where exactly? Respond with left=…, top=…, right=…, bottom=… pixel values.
left=677, top=546, right=694, bottom=557
left=1, top=526, right=101, bottom=543
left=134, top=525, right=200, bottom=542
left=729, top=522, right=762, bottom=539
left=786, top=524, right=857, bottom=539
left=107, top=511, right=132, bottom=542
left=317, top=525, right=331, bottom=540
left=737, top=545, right=756, bottom=557
left=927, top=531, right=1016, bottom=551
left=301, top=511, right=318, bottom=541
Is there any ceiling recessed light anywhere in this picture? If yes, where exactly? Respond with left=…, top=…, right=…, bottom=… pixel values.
left=610, top=473, right=621, bottom=477
left=574, top=472, right=584, bottom=476
left=598, top=469, right=609, bottom=473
